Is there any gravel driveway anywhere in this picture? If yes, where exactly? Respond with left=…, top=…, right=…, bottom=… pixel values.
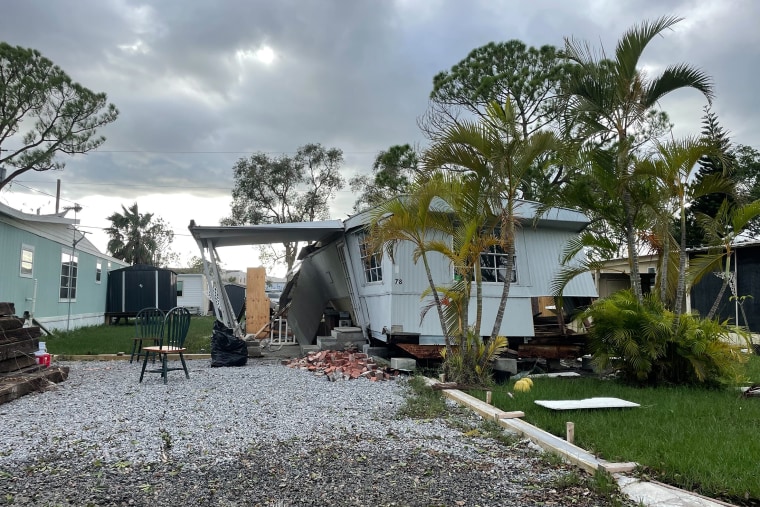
left=0, top=359, right=630, bottom=506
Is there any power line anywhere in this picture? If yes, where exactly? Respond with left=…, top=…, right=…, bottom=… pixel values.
left=6, top=181, right=80, bottom=205
left=90, top=149, right=381, bottom=155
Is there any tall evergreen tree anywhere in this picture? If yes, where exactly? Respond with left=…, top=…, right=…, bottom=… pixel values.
left=682, top=106, right=736, bottom=247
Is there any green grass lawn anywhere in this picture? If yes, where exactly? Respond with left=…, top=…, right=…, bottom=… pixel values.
left=473, top=354, right=760, bottom=504
left=45, top=316, right=216, bottom=355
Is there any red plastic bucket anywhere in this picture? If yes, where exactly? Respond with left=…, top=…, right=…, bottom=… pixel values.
left=35, top=352, right=51, bottom=367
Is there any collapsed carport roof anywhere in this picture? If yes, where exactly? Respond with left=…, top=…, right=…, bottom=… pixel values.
left=188, top=219, right=346, bottom=248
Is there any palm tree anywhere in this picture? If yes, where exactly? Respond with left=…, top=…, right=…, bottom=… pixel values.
left=691, top=199, right=760, bottom=322
left=106, top=202, right=157, bottom=265
left=424, top=99, right=560, bottom=339
left=422, top=174, right=499, bottom=338
left=636, top=137, right=732, bottom=324
left=367, top=173, right=454, bottom=349
left=563, top=15, right=714, bottom=303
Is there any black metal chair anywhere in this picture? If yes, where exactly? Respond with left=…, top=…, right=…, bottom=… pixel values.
left=130, top=307, right=165, bottom=364
left=139, top=307, right=191, bottom=384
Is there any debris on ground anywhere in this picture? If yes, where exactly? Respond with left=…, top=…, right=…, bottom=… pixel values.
left=284, top=350, right=400, bottom=381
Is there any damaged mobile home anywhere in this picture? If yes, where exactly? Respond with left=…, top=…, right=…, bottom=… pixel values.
left=189, top=200, right=597, bottom=350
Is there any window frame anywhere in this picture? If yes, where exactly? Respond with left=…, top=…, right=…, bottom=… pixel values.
left=357, top=230, right=383, bottom=284
left=177, top=280, right=184, bottom=297
left=59, top=250, right=79, bottom=302
left=480, top=244, right=517, bottom=284
left=20, top=244, right=34, bottom=278
left=95, top=260, right=102, bottom=284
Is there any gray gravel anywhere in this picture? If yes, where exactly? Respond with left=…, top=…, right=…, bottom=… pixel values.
left=0, top=359, right=626, bottom=506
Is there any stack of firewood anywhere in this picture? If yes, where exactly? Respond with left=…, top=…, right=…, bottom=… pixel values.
left=0, top=302, right=41, bottom=373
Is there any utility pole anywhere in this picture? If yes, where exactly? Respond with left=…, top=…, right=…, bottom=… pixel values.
left=64, top=205, right=85, bottom=331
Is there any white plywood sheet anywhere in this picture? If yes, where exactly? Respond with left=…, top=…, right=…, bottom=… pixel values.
left=535, top=397, right=640, bottom=410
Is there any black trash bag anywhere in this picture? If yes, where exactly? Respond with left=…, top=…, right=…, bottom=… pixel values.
left=210, top=320, right=248, bottom=367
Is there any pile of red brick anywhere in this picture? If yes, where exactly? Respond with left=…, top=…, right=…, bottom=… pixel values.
left=285, top=350, right=396, bottom=381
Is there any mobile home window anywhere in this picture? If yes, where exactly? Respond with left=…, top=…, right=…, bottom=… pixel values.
left=95, top=261, right=102, bottom=283
left=480, top=244, right=517, bottom=284
left=177, top=280, right=184, bottom=297
left=20, top=245, right=34, bottom=278
left=358, top=231, right=383, bottom=283
left=59, top=251, right=78, bottom=301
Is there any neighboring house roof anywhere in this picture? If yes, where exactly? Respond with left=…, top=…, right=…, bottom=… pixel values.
left=0, top=201, right=122, bottom=261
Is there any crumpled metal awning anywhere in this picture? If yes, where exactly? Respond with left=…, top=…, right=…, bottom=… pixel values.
left=188, top=220, right=345, bottom=248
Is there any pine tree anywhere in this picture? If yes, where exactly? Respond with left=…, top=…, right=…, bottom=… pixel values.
left=682, top=106, right=736, bottom=247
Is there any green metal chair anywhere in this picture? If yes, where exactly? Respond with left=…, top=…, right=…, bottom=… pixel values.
left=139, top=307, right=191, bottom=384
left=130, top=307, right=165, bottom=364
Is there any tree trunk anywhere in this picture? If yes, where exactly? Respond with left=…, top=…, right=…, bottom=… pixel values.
left=622, top=188, right=644, bottom=303
left=659, top=232, right=669, bottom=303
left=421, top=251, right=451, bottom=352
left=674, top=200, right=688, bottom=326
left=706, top=278, right=729, bottom=320
left=617, top=133, right=643, bottom=304
left=284, top=242, right=297, bottom=273
left=491, top=217, right=515, bottom=340
left=474, top=260, right=483, bottom=337
left=706, top=254, right=732, bottom=320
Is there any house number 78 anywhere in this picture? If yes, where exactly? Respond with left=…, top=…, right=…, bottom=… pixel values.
left=394, top=279, right=403, bottom=285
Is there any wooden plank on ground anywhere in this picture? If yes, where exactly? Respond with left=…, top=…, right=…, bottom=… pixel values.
left=0, top=338, right=38, bottom=361
left=0, top=366, right=69, bottom=405
left=0, top=355, right=38, bottom=373
left=246, top=267, right=269, bottom=338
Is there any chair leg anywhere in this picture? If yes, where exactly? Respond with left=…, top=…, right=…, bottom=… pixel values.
left=130, top=339, right=141, bottom=364
left=162, top=354, right=168, bottom=384
left=180, top=353, right=190, bottom=379
left=139, top=352, right=149, bottom=382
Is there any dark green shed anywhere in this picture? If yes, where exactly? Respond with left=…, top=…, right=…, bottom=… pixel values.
left=106, top=264, right=178, bottom=320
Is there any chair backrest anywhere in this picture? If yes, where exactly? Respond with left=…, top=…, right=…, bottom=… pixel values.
left=164, top=306, right=191, bottom=348
left=135, top=307, right=165, bottom=339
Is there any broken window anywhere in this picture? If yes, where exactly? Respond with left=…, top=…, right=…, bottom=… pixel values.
left=358, top=231, right=383, bottom=283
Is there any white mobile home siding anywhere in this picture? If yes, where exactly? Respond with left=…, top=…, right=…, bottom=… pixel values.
left=176, top=274, right=208, bottom=315
left=345, top=222, right=597, bottom=344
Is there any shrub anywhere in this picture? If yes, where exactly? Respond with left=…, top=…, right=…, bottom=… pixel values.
left=582, top=290, right=746, bottom=385
left=441, top=328, right=507, bottom=386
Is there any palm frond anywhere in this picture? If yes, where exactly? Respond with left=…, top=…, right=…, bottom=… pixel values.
left=645, top=63, right=714, bottom=106
left=615, top=16, right=683, bottom=82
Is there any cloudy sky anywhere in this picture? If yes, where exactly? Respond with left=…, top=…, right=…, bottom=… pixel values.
left=1, top=0, right=757, bottom=274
